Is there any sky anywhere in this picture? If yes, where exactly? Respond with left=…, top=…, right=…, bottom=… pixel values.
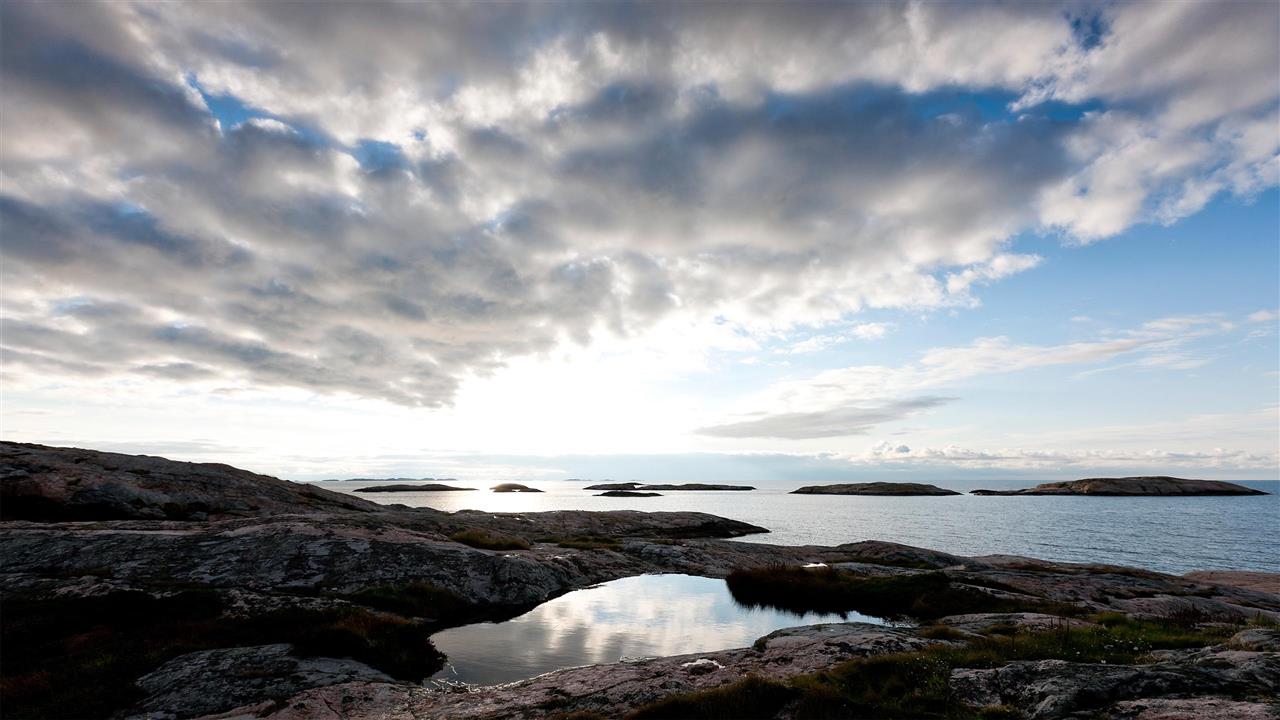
left=1, top=1, right=1277, bottom=482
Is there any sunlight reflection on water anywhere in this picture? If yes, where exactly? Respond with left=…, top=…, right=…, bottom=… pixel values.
left=429, top=574, right=879, bottom=685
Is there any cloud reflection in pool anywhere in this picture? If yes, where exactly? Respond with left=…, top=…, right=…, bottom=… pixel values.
left=430, top=573, right=882, bottom=685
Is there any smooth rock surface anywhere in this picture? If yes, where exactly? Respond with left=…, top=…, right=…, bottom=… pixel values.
left=1106, top=698, right=1280, bottom=719
left=1184, top=570, right=1280, bottom=595
left=950, top=646, right=1280, bottom=719
left=132, top=644, right=391, bottom=719
left=0, top=441, right=378, bottom=521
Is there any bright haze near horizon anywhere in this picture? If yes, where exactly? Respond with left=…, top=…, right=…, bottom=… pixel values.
left=1, top=1, right=1277, bottom=484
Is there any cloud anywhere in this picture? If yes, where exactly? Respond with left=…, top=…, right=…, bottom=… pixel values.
left=856, top=405, right=1280, bottom=471
left=1029, top=2, right=1280, bottom=241
left=703, top=313, right=1251, bottom=436
left=697, top=396, right=953, bottom=439
left=854, top=442, right=1277, bottom=471
left=781, top=322, right=893, bottom=354
left=1, top=2, right=1275, bottom=406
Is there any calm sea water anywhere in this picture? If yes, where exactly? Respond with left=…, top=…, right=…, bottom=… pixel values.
left=315, top=480, right=1279, bottom=574
left=430, top=574, right=879, bottom=685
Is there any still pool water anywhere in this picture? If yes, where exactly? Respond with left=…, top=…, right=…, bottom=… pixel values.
left=429, top=574, right=882, bottom=685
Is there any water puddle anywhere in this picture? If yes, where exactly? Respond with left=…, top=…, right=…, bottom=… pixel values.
left=430, top=573, right=884, bottom=685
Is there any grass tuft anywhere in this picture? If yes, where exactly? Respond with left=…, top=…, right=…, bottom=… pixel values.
left=347, top=581, right=470, bottom=621
left=627, top=676, right=795, bottom=719
left=917, top=624, right=968, bottom=641
left=450, top=528, right=531, bottom=550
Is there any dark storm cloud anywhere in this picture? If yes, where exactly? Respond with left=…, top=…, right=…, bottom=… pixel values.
left=1, top=1, right=1275, bottom=405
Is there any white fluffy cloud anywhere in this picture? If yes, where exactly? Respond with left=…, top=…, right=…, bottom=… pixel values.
left=855, top=405, right=1280, bottom=471
left=1, top=1, right=1276, bottom=407
left=700, top=314, right=1250, bottom=439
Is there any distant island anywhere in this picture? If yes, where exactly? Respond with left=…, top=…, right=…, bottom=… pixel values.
left=791, top=482, right=961, bottom=496
left=491, top=483, right=544, bottom=493
left=332, top=477, right=458, bottom=483
left=970, top=476, right=1268, bottom=496
left=583, top=482, right=754, bottom=491
left=595, top=490, right=663, bottom=497
left=354, top=483, right=474, bottom=493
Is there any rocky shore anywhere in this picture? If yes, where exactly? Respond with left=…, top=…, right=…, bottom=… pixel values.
left=2, top=442, right=1277, bottom=720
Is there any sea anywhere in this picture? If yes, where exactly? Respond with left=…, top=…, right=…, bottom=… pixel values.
left=312, top=479, right=1280, bottom=575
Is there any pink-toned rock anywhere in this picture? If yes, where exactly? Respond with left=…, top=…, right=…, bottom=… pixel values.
left=1184, top=570, right=1280, bottom=595
left=0, top=441, right=379, bottom=521
left=1107, top=698, right=1280, bottom=720
left=938, top=612, right=1095, bottom=635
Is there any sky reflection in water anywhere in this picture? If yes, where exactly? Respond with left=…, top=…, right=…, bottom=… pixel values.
left=430, top=573, right=879, bottom=685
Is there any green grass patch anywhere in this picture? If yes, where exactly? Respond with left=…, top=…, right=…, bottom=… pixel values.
left=918, top=624, right=969, bottom=641
left=256, top=607, right=442, bottom=680
left=450, top=528, right=531, bottom=550
left=726, top=567, right=1080, bottom=621
left=347, top=581, right=471, bottom=621
left=628, top=676, right=795, bottom=719
left=1247, top=613, right=1280, bottom=628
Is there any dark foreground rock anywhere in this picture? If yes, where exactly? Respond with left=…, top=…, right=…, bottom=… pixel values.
left=353, top=484, right=474, bottom=493
left=792, top=482, right=961, bottom=496
left=970, top=476, right=1268, bottom=496
left=951, top=639, right=1280, bottom=719
left=131, top=644, right=391, bottom=718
